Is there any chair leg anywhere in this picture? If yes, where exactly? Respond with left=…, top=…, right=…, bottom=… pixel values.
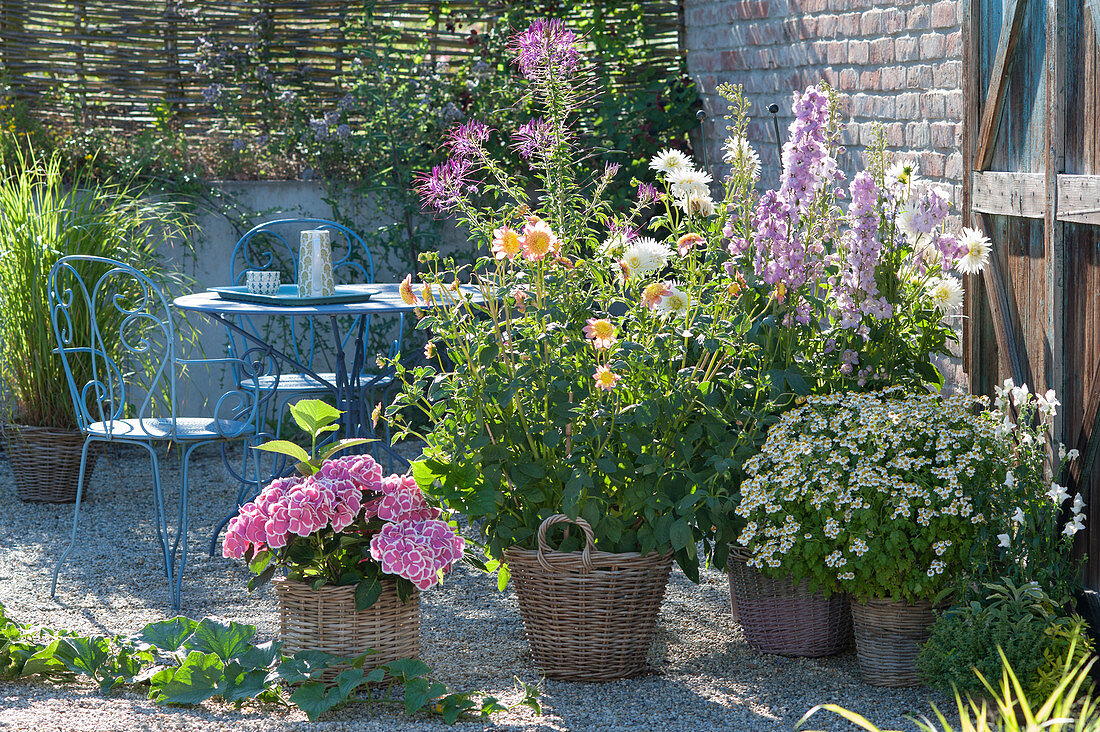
left=171, top=443, right=202, bottom=615
left=208, top=437, right=264, bottom=557
left=50, top=437, right=96, bottom=600
left=143, top=444, right=177, bottom=613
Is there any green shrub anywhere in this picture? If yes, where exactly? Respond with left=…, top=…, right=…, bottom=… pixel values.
left=917, top=579, right=1094, bottom=704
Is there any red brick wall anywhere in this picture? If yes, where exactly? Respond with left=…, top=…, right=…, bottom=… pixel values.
left=685, top=0, right=964, bottom=207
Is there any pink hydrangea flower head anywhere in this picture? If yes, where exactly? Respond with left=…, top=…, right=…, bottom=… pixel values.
left=376, top=474, right=439, bottom=522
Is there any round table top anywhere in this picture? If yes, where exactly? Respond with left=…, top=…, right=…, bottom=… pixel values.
left=174, top=283, right=481, bottom=316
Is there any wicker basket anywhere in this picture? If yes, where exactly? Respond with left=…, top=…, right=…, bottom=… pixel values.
left=726, top=546, right=852, bottom=657
left=505, top=514, right=673, bottom=681
left=2, top=424, right=98, bottom=503
left=851, top=597, right=936, bottom=686
left=275, top=577, right=420, bottom=676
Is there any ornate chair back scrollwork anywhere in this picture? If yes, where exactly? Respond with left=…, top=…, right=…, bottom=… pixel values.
left=47, top=254, right=268, bottom=613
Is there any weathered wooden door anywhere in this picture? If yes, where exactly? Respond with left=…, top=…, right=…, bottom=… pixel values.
left=964, top=0, right=1100, bottom=586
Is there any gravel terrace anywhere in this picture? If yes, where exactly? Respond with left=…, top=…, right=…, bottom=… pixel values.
left=0, top=444, right=954, bottom=731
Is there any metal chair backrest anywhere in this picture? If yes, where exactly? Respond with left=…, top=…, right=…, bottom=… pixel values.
left=226, top=218, right=375, bottom=370
left=48, top=255, right=177, bottom=437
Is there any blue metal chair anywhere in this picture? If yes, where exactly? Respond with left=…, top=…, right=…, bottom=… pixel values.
left=225, top=218, right=403, bottom=439
left=47, top=255, right=269, bottom=613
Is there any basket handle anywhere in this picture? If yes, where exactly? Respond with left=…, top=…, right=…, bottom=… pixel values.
left=537, top=514, right=595, bottom=574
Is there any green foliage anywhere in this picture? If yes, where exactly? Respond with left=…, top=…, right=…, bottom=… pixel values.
left=252, top=398, right=370, bottom=475
left=0, top=603, right=539, bottom=724
left=918, top=580, right=1094, bottom=704
left=0, top=143, right=195, bottom=429
left=799, top=643, right=1100, bottom=732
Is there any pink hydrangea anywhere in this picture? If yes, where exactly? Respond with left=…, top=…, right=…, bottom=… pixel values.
left=369, top=518, right=466, bottom=590
left=369, top=474, right=440, bottom=522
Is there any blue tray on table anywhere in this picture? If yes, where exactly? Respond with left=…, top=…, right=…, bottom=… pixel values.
left=208, top=284, right=377, bottom=306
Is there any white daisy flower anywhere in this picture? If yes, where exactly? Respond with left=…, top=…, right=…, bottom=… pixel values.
left=649, top=148, right=692, bottom=176
left=620, top=237, right=671, bottom=278
left=955, top=227, right=991, bottom=275
left=925, top=275, right=964, bottom=314
left=722, top=136, right=761, bottom=179
left=885, top=159, right=920, bottom=190
left=677, top=191, right=716, bottom=218
left=656, top=284, right=691, bottom=318
left=667, top=168, right=712, bottom=199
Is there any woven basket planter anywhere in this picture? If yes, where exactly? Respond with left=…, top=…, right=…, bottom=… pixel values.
left=851, top=597, right=936, bottom=687
left=2, top=424, right=98, bottom=503
left=505, top=514, right=673, bottom=682
left=274, top=577, right=419, bottom=676
left=726, top=546, right=852, bottom=657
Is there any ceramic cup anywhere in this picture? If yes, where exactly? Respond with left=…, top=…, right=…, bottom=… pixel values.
left=246, top=270, right=281, bottom=296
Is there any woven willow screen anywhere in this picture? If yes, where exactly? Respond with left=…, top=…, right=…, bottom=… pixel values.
left=0, top=1, right=684, bottom=128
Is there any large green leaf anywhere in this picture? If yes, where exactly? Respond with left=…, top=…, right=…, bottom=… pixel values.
left=151, top=651, right=224, bottom=705
left=354, top=576, right=383, bottom=611
left=289, top=681, right=345, bottom=722
left=219, top=662, right=272, bottom=702
left=54, top=636, right=113, bottom=679
left=276, top=650, right=342, bottom=685
left=288, top=399, right=343, bottom=434
left=252, top=439, right=311, bottom=464
left=182, top=619, right=256, bottom=664
left=234, top=640, right=281, bottom=671
left=137, top=617, right=198, bottom=653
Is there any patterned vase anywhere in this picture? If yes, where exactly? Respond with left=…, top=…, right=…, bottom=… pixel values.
left=298, top=229, right=336, bottom=297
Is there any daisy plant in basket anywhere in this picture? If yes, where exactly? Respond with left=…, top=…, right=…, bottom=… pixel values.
left=389, top=19, right=766, bottom=582
left=735, top=390, right=1008, bottom=603
left=222, top=399, right=464, bottom=607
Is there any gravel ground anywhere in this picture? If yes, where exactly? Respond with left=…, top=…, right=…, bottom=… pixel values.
left=0, top=444, right=955, bottom=731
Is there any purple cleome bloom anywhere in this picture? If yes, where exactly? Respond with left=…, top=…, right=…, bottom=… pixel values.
left=446, top=119, right=491, bottom=158
left=636, top=182, right=659, bottom=205
left=511, top=117, right=553, bottom=160
left=416, top=157, right=473, bottom=212
left=510, top=18, right=581, bottom=80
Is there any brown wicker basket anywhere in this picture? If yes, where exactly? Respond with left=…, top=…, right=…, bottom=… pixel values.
left=851, top=597, right=936, bottom=686
left=726, top=546, right=852, bottom=657
left=2, top=424, right=98, bottom=503
left=505, top=514, right=673, bottom=681
left=274, top=577, right=420, bottom=676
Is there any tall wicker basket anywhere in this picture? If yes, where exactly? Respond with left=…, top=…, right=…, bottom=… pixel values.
left=505, top=514, right=673, bottom=682
left=274, top=577, right=419, bottom=675
left=851, top=597, right=936, bottom=686
left=727, top=546, right=852, bottom=657
left=3, top=424, right=98, bottom=503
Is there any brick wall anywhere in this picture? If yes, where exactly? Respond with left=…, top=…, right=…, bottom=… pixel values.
left=683, top=0, right=967, bottom=388
left=684, top=0, right=964, bottom=208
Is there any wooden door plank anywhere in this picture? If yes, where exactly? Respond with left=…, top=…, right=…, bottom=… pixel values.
left=975, top=0, right=1028, bottom=171
left=971, top=171, right=1046, bottom=218
left=978, top=212, right=1032, bottom=390
left=1055, top=175, right=1100, bottom=223
left=963, top=0, right=983, bottom=386
left=1089, top=0, right=1100, bottom=48
left=1047, top=0, right=1066, bottom=444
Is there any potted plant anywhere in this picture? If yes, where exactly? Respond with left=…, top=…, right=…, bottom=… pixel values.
left=735, top=390, right=1006, bottom=686
left=222, top=399, right=464, bottom=672
left=658, top=82, right=992, bottom=655
left=390, top=20, right=759, bottom=681
left=0, top=146, right=192, bottom=502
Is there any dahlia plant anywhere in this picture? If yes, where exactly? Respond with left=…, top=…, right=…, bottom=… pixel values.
left=735, top=391, right=1008, bottom=603
left=648, top=82, right=992, bottom=394
left=390, top=19, right=765, bottom=580
left=222, top=399, right=463, bottom=605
